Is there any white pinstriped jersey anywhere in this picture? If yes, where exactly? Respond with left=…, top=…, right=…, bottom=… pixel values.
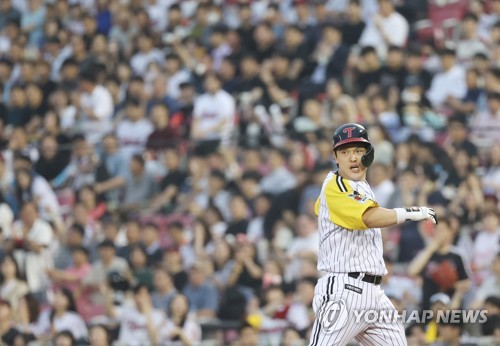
left=315, top=171, right=387, bottom=276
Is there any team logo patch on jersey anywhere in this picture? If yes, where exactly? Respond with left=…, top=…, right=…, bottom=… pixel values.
left=348, top=191, right=369, bottom=204
left=318, top=298, right=349, bottom=333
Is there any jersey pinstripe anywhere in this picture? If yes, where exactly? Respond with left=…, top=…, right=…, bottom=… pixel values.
left=315, top=171, right=387, bottom=276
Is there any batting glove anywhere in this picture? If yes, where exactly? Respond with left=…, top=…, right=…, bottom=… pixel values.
left=395, top=207, right=438, bottom=225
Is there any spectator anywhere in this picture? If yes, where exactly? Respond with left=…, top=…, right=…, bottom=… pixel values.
left=471, top=252, right=500, bottom=309
left=0, top=254, right=28, bottom=321
left=6, top=201, right=53, bottom=296
left=121, top=154, right=157, bottom=213
left=368, top=163, right=395, bottom=208
left=21, top=0, right=46, bottom=48
left=359, top=0, right=409, bottom=58
left=183, top=261, right=219, bottom=319
left=191, top=72, right=236, bottom=155
left=160, top=293, right=201, bottom=345
left=146, top=103, right=181, bottom=152
left=456, top=13, right=489, bottom=64
left=0, top=299, right=23, bottom=345
left=34, top=135, right=71, bottom=183
left=342, top=0, right=366, bottom=47
left=152, top=268, right=177, bottom=312
left=472, top=211, right=500, bottom=284
left=426, top=47, right=467, bottom=110
left=78, top=69, right=114, bottom=145
left=53, top=330, right=75, bottom=346
left=472, top=91, right=500, bottom=149
left=285, top=215, right=318, bottom=282
left=130, top=244, right=154, bottom=291
left=355, top=46, right=382, bottom=94
left=130, top=33, right=164, bottom=76
left=88, top=324, right=111, bottom=346
left=116, top=98, right=153, bottom=160
left=47, top=246, right=93, bottom=322
left=260, top=148, right=297, bottom=195
left=37, top=288, right=87, bottom=341
left=408, top=218, right=470, bottom=310
left=142, top=223, right=163, bottom=266
left=0, top=0, right=20, bottom=32
left=105, top=283, right=165, bottom=345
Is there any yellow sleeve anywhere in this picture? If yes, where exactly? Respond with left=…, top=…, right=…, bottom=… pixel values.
left=323, top=174, right=378, bottom=230
left=314, top=197, right=320, bottom=217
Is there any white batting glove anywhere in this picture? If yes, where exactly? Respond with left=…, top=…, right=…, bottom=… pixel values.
left=395, top=207, right=438, bottom=225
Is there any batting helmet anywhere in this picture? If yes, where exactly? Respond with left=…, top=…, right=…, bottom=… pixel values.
left=332, top=123, right=375, bottom=167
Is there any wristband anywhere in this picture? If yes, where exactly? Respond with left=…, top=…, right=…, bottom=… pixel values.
left=394, top=208, right=407, bottom=224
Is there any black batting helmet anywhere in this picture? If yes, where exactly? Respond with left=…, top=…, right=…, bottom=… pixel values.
left=332, top=123, right=375, bottom=167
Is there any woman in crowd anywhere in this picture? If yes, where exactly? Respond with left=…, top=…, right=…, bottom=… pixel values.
left=161, top=294, right=201, bottom=346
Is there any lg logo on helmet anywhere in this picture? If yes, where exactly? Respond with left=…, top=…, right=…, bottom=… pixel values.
left=343, top=127, right=356, bottom=138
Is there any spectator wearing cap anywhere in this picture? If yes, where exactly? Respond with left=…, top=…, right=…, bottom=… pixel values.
left=130, top=33, right=164, bottom=77
left=183, top=261, right=219, bottom=319
left=191, top=72, right=236, bottom=155
left=341, top=0, right=366, bottom=47
left=78, top=69, right=114, bottom=145
left=105, top=284, right=165, bottom=345
left=359, top=0, right=409, bottom=58
left=471, top=91, right=500, bottom=149
left=426, top=46, right=467, bottom=110
left=116, top=98, right=153, bottom=160
left=408, top=218, right=470, bottom=311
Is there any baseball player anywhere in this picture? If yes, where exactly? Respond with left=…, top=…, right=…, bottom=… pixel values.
left=309, top=123, right=437, bottom=346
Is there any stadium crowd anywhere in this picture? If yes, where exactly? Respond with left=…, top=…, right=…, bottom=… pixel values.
left=0, top=0, right=499, bottom=345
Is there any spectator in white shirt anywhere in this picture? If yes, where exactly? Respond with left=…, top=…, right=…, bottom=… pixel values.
left=359, top=0, right=409, bottom=58
left=105, top=284, right=166, bottom=346
left=456, top=13, right=489, bottom=64
left=130, top=33, right=164, bottom=76
left=191, top=72, right=235, bottom=156
left=368, top=162, right=395, bottom=208
left=285, top=214, right=318, bottom=282
left=78, top=69, right=114, bottom=145
left=116, top=98, right=154, bottom=160
left=6, top=201, right=53, bottom=295
left=472, top=92, right=500, bottom=149
left=472, top=211, right=500, bottom=284
left=260, top=148, right=297, bottom=195
left=165, top=53, right=191, bottom=99
left=426, top=47, right=467, bottom=109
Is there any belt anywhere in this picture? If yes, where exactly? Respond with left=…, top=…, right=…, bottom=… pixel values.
left=348, top=272, right=382, bottom=285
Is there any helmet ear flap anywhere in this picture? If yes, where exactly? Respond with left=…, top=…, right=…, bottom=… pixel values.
left=361, top=145, right=375, bottom=167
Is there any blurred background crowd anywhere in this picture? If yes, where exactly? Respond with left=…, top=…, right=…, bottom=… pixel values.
left=0, top=0, right=498, bottom=345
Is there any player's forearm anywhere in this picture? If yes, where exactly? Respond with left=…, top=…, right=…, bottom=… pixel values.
left=362, top=206, right=437, bottom=229
left=362, top=207, right=398, bottom=228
